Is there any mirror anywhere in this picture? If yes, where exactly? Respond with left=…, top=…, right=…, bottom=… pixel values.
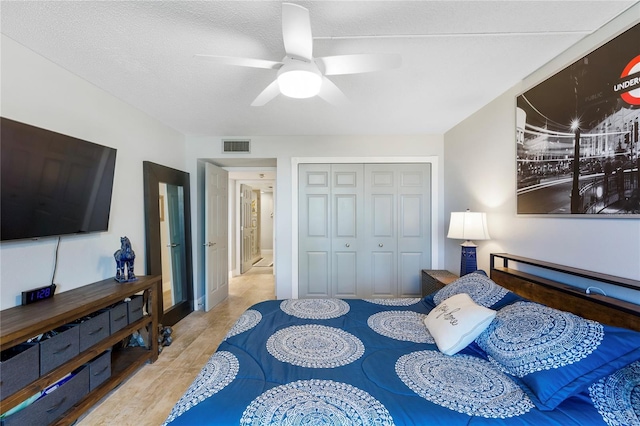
left=143, top=161, right=193, bottom=326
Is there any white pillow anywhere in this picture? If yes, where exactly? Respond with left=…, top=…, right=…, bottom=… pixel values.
left=424, top=293, right=496, bottom=355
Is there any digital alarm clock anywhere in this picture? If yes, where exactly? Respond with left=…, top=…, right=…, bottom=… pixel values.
left=21, top=284, right=56, bottom=305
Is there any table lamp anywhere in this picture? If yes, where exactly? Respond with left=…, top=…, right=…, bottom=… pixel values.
left=447, top=209, right=490, bottom=276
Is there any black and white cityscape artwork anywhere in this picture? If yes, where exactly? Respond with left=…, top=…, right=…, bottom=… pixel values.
left=516, top=24, right=639, bottom=215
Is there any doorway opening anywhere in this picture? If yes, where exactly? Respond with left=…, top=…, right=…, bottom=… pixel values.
left=229, top=169, right=275, bottom=277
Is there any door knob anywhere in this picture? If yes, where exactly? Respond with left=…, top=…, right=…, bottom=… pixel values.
left=167, top=243, right=179, bottom=248
left=378, top=243, right=383, bottom=247
left=345, top=243, right=350, bottom=247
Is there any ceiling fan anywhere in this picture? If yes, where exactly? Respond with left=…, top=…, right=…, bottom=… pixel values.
left=196, top=3, right=401, bottom=106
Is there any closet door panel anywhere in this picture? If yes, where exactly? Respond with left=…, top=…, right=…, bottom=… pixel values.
left=397, top=165, right=432, bottom=284
left=331, top=164, right=363, bottom=298
left=365, top=165, right=398, bottom=295
left=398, top=252, right=423, bottom=297
left=370, top=251, right=395, bottom=297
left=399, top=195, right=422, bottom=238
left=307, top=195, right=329, bottom=237
left=306, top=252, right=330, bottom=296
left=334, top=251, right=357, bottom=296
left=299, top=164, right=331, bottom=298
left=333, top=194, right=358, bottom=297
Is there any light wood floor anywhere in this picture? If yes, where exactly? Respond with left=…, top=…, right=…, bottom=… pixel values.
left=77, top=266, right=275, bottom=425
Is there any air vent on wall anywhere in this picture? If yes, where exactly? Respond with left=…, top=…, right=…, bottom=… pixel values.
left=222, top=139, right=250, bottom=153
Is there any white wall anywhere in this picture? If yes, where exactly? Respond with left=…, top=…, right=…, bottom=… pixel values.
left=0, top=35, right=186, bottom=309
left=186, top=135, right=445, bottom=300
left=260, top=192, right=274, bottom=251
left=444, top=7, right=640, bottom=292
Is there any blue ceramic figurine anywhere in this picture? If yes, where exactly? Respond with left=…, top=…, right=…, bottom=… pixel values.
left=114, top=236, right=137, bottom=282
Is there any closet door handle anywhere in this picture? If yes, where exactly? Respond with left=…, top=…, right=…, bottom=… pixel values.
left=345, top=243, right=350, bottom=247
left=378, top=243, right=384, bottom=247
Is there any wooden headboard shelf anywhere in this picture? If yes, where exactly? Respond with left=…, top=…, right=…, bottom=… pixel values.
left=490, top=253, right=640, bottom=332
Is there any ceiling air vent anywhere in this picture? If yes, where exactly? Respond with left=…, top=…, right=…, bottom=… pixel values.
left=222, top=139, right=250, bottom=153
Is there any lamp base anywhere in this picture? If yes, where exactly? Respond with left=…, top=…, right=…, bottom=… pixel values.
left=459, top=242, right=478, bottom=276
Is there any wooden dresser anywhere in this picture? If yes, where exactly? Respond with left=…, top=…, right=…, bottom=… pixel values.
left=0, top=275, right=161, bottom=426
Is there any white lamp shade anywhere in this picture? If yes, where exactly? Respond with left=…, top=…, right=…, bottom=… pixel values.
left=447, top=211, right=490, bottom=241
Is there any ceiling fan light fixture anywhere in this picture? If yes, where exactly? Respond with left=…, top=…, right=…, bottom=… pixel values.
left=277, top=60, right=322, bottom=99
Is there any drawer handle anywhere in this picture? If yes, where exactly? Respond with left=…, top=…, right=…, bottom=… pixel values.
left=132, top=307, right=142, bottom=313
left=46, top=396, right=67, bottom=413
left=89, top=327, right=104, bottom=336
left=115, top=314, right=126, bottom=321
left=53, top=344, right=72, bottom=354
left=94, top=365, right=109, bottom=376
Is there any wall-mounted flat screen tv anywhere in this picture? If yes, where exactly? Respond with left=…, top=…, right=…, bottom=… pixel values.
left=1, top=117, right=117, bottom=241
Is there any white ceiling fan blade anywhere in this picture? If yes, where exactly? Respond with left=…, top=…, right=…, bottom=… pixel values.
left=317, top=53, right=401, bottom=76
left=195, top=54, right=283, bottom=70
left=282, top=3, right=313, bottom=60
left=251, top=80, right=280, bottom=106
left=317, top=77, right=348, bottom=106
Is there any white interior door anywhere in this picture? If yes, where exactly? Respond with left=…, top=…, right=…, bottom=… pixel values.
left=204, top=162, right=229, bottom=311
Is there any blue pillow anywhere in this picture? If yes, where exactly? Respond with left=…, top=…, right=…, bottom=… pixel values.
left=475, top=301, right=640, bottom=410
left=422, top=271, right=522, bottom=310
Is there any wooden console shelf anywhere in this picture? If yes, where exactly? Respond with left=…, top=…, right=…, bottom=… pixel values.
left=489, top=253, right=640, bottom=331
left=0, top=275, right=161, bottom=425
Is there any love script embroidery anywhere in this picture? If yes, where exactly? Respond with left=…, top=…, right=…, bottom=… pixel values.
left=434, top=303, right=460, bottom=326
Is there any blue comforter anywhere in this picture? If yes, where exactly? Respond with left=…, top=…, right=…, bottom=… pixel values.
left=163, top=297, right=639, bottom=425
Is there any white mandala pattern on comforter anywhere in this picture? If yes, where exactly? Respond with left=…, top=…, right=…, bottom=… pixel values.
left=368, top=310, right=435, bottom=343
left=589, top=360, right=640, bottom=426
left=225, top=309, right=262, bottom=340
left=162, top=351, right=239, bottom=425
left=266, top=324, right=365, bottom=368
left=396, top=350, right=534, bottom=418
left=240, top=379, right=395, bottom=425
left=280, top=298, right=350, bottom=319
left=364, top=298, right=421, bottom=306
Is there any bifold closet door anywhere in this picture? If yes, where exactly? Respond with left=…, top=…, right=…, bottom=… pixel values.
left=298, top=164, right=364, bottom=298
left=330, top=164, right=364, bottom=298
left=362, top=164, right=431, bottom=298
left=298, top=164, right=332, bottom=297
left=299, top=163, right=431, bottom=298
left=395, top=164, right=431, bottom=297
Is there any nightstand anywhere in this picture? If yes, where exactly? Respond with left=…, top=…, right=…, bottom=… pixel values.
left=421, top=270, right=459, bottom=296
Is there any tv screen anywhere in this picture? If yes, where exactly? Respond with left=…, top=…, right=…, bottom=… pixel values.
left=1, top=117, right=117, bottom=241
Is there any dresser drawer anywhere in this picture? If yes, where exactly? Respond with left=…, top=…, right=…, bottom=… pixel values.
left=0, top=343, right=39, bottom=400
left=109, top=303, right=128, bottom=334
left=2, top=366, right=89, bottom=426
left=78, top=310, right=110, bottom=352
left=40, top=326, right=80, bottom=375
left=127, top=295, right=144, bottom=324
left=88, top=350, right=111, bottom=391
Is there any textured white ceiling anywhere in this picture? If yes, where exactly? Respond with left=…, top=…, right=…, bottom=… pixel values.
left=1, top=1, right=637, bottom=136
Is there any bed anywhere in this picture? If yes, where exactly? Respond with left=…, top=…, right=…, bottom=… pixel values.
left=163, top=253, right=640, bottom=425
